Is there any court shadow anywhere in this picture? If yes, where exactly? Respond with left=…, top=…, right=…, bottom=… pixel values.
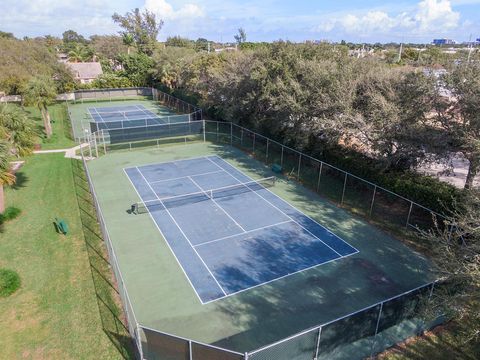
left=71, top=158, right=136, bottom=359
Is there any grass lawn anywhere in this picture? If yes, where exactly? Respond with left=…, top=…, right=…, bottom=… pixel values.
left=24, top=103, right=76, bottom=150
left=0, top=154, right=128, bottom=359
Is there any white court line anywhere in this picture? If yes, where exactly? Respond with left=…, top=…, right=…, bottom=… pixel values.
left=122, top=168, right=205, bottom=304
left=149, top=170, right=224, bottom=185
left=204, top=156, right=346, bottom=258
left=194, top=220, right=293, bottom=248
left=123, top=155, right=219, bottom=172
left=202, top=250, right=358, bottom=305
left=211, top=155, right=360, bottom=254
left=187, top=176, right=247, bottom=233
left=135, top=166, right=228, bottom=297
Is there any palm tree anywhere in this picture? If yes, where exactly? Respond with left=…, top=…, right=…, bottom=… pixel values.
left=0, top=140, right=15, bottom=214
left=122, top=33, right=134, bottom=55
left=23, top=76, right=57, bottom=139
left=0, top=104, right=36, bottom=156
left=67, top=43, right=92, bottom=62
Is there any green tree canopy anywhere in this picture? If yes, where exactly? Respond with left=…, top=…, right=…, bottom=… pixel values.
left=22, top=76, right=57, bottom=138
left=112, top=8, right=163, bottom=56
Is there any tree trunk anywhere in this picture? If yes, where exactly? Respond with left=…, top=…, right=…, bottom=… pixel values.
left=40, top=106, right=52, bottom=138
left=45, top=108, right=53, bottom=138
left=0, top=184, right=5, bottom=214
left=465, top=156, right=479, bottom=189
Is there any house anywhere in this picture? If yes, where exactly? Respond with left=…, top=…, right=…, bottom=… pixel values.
left=66, top=62, right=103, bottom=84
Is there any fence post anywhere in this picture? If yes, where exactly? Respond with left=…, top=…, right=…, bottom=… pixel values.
left=189, top=340, right=193, bottom=360
left=369, top=185, right=377, bottom=217
left=406, top=201, right=413, bottom=229
left=317, top=162, right=323, bottom=193
left=266, top=139, right=269, bottom=162
left=244, top=352, right=249, bottom=360
left=241, top=129, right=244, bottom=146
left=370, top=302, right=384, bottom=358
left=280, top=146, right=284, bottom=168
left=102, top=130, right=106, bottom=154
left=297, top=153, right=302, bottom=179
left=314, top=327, right=322, bottom=360
left=230, top=122, right=233, bottom=145
left=253, top=133, right=256, bottom=154
left=203, top=120, right=206, bottom=142
left=341, top=172, right=348, bottom=205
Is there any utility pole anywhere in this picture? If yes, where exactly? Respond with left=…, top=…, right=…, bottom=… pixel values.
left=397, top=42, right=403, bottom=63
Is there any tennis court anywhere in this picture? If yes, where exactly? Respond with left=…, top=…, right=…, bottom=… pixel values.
left=125, top=155, right=358, bottom=303
left=88, top=104, right=189, bottom=131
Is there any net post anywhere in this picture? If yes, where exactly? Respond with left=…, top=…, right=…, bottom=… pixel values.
left=406, top=201, right=413, bottom=228
left=297, top=153, right=301, bottom=179
left=341, top=172, right=348, bottom=204
left=369, top=185, right=377, bottom=217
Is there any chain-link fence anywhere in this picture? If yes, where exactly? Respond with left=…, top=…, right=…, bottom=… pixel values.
left=206, top=121, right=447, bottom=234
left=81, top=113, right=445, bottom=359
left=73, top=87, right=153, bottom=103
left=152, top=88, right=202, bottom=119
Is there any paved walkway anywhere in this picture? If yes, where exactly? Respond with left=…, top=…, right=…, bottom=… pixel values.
left=33, top=143, right=91, bottom=160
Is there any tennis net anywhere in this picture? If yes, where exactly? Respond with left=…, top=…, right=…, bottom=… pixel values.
left=134, top=176, right=276, bottom=214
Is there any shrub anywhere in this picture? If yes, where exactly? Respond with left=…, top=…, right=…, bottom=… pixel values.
left=0, top=269, right=21, bottom=297
left=0, top=206, right=21, bottom=224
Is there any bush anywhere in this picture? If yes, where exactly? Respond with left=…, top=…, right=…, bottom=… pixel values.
left=0, top=206, right=21, bottom=224
left=0, top=269, right=21, bottom=297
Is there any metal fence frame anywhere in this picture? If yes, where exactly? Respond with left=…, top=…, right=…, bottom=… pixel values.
left=81, top=113, right=445, bottom=359
left=203, top=120, right=447, bottom=232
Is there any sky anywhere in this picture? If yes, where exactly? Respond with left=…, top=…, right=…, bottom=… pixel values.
left=0, top=0, right=479, bottom=43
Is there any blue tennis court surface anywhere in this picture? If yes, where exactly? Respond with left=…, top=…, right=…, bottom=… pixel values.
left=88, top=104, right=185, bottom=130
left=124, top=155, right=359, bottom=303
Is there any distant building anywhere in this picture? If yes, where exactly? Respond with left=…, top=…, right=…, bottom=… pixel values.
left=433, top=38, right=455, bottom=45
left=66, top=62, right=103, bottom=84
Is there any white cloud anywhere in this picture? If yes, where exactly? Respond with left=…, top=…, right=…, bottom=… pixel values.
left=314, top=0, right=460, bottom=37
left=143, top=0, right=205, bottom=20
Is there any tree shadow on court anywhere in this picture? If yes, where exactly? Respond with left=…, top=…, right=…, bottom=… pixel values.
left=71, top=159, right=136, bottom=359
left=202, top=144, right=438, bottom=356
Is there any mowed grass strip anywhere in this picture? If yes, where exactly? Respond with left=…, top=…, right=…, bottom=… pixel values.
left=0, top=154, right=125, bottom=359
left=24, top=103, right=76, bottom=150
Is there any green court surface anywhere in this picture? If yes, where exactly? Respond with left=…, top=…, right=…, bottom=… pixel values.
left=86, top=141, right=435, bottom=353
left=68, top=99, right=178, bottom=141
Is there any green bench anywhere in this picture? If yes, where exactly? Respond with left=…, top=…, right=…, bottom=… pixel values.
left=54, top=218, right=69, bottom=235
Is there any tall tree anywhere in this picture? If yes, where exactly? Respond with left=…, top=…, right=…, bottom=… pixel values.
left=423, top=190, right=480, bottom=349
left=112, top=8, right=163, bottom=56
left=434, top=63, right=480, bottom=189
left=0, top=104, right=36, bottom=156
left=22, top=76, right=57, bottom=139
left=0, top=140, right=15, bottom=214
left=234, top=28, right=247, bottom=45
